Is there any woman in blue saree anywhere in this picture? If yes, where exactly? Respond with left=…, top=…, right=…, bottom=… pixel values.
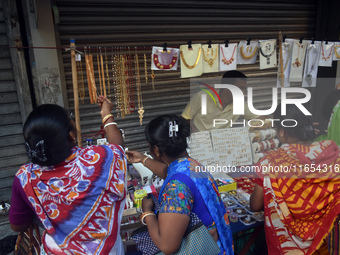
left=127, top=115, right=233, bottom=255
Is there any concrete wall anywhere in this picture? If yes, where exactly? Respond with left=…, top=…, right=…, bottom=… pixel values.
left=24, top=0, right=65, bottom=106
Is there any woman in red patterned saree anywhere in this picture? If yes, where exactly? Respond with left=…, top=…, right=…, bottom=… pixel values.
left=250, top=104, right=340, bottom=255
left=9, top=96, right=127, bottom=254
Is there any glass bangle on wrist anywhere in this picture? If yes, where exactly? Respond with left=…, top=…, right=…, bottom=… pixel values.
left=104, top=122, right=117, bottom=129
left=142, top=156, right=150, bottom=166
left=140, top=212, right=156, bottom=225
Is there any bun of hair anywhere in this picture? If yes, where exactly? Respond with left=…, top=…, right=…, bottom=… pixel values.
left=145, top=115, right=190, bottom=158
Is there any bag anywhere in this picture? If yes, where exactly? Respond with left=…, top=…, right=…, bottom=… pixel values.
left=15, top=223, right=41, bottom=255
left=156, top=221, right=220, bottom=255
left=132, top=220, right=220, bottom=255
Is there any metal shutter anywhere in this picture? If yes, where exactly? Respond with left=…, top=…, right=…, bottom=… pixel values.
left=54, top=0, right=317, bottom=152
left=0, top=0, right=27, bottom=201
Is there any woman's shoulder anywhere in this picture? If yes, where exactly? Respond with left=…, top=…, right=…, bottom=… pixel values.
left=79, top=144, right=126, bottom=157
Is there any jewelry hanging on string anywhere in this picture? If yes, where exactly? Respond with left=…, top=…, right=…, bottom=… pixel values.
left=97, top=48, right=103, bottom=95
left=135, top=48, right=144, bottom=125
left=278, top=42, right=291, bottom=84
left=127, top=48, right=135, bottom=113
left=202, top=46, right=217, bottom=67
left=85, top=47, right=97, bottom=104
left=151, top=54, right=155, bottom=89
left=221, top=45, right=237, bottom=65
left=259, top=41, right=276, bottom=65
left=305, top=44, right=318, bottom=86
left=76, top=53, right=85, bottom=103
left=144, top=52, right=148, bottom=84
left=180, top=48, right=202, bottom=69
left=105, top=47, right=110, bottom=99
left=239, top=45, right=258, bottom=60
left=99, top=47, right=106, bottom=97
left=292, top=42, right=303, bottom=68
left=334, top=44, right=340, bottom=59
left=321, top=43, right=334, bottom=61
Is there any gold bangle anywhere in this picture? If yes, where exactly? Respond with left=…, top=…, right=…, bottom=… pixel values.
left=102, top=114, right=114, bottom=124
left=141, top=212, right=156, bottom=225
left=142, top=156, right=150, bottom=166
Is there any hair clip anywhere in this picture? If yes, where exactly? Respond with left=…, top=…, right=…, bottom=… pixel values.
left=169, top=121, right=179, bottom=137
left=25, top=140, right=48, bottom=162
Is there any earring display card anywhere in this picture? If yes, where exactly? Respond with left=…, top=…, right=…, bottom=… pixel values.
left=219, top=43, right=238, bottom=72
left=319, top=42, right=334, bottom=67
left=289, top=40, right=307, bottom=82
left=302, top=41, right=321, bottom=88
left=277, top=38, right=294, bottom=88
left=188, top=131, right=216, bottom=167
left=202, top=44, right=219, bottom=73
left=333, top=42, right=340, bottom=61
left=180, top=44, right=203, bottom=78
left=259, top=39, right=277, bottom=70
left=237, top=41, right=259, bottom=65
left=151, top=46, right=179, bottom=71
left=211, top=127, right=253, bottom=167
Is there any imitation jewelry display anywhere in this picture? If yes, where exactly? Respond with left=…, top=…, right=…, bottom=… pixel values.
left=105, top=48, right=110, bottom=99
left=135, top=49, right=144, bottom=125
left=292, top=42, right=304, bottom=68
left=221, top=45, right=237, bottom=65
left=153, top=49, right=178, bottom=70
left=144, top=53, right=148, bottom=84
left=239, top=45, right=258, bottom=60
left=321, top=43, right=334, bottom=61
left=76, top=53, right=85, bottom=104
left=278, top=42, right=291, bottom=83
left=259, top=41, right=276, bottom=65
left=305, top=44, right=318, bottom=86
left=202, top=46, right=217, bottom=67
left=334, top=44, right=340, bottom=59
left=100, top=47, right=106, bottom=97
left=97, top=48, right=103, bottom=95
left=84, top=48, right=97, bottom=104
left=180, top=48, right=202, bottom=69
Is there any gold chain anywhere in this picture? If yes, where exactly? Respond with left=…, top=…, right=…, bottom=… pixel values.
left=144, top=53, right=148, bottom=84
left=135, top=52, right=144, bottom=125
left=334, top=45, right=340, bottom=59
left=202, top=47, right=217, bottom=67
left=240, top=45, right=258, bottom=60
left=105, top=48, right=110, bottom=99
left=180, top=48, right=202, bottom=69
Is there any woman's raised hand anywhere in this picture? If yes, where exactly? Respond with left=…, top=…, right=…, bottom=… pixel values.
left=126, top=150, right=146, bottom=164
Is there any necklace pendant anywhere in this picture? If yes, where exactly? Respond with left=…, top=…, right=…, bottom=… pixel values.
left=208, top=59, right=214, bottom=67
left=222, top=58, right=228, bottom=64
left=305, top=74, right=313, bottom=86
left=266, top=57, right=270, bottom=65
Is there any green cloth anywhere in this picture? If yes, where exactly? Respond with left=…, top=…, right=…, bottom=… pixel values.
left=315, top=99, right=340, bottom=146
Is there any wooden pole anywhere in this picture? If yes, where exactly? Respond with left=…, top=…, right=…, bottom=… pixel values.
left=279, top=31, right=284, bottom=87
left=70, top=39, right=82, bottom=147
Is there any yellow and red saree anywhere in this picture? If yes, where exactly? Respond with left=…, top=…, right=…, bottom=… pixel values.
left=256, top=140, right=340, bottom=255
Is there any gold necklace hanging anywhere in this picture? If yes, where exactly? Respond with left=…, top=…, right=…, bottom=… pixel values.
left=180, top=48, right=202, bottom=69
left=278, top=43, right=291, bottom=83
left=135, top=49, right=144, bottom=125
left=97, top=48, right=103, bottom=95
left=292, top=42, right=304, bottom=68
left=144, top=53, right=148, bottom=84
left=334, top=44, right=340, bottom=59
left=105, top=47, right=110, bottom=99
left=321, top=43, right=334, bottom=61
left=202, top=46, right=217, bottom=67
left=113, top=48, right=123, bottom=117
left=240, top=45, right=258, bottom=60
left=85, top=47, right=97, bottom=104
left=99, top=47, right=106, bottom=97
left=151, top=54, right=155, bottom=89
left=76, top=53, right=85, bottom=103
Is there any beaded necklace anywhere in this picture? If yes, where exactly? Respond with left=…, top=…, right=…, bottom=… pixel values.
left=221, top=45, right=237, bottom=65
